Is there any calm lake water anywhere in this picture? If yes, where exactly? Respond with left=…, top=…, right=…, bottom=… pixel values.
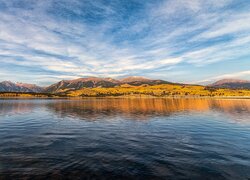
left=0, top=98, right=250, bottom=179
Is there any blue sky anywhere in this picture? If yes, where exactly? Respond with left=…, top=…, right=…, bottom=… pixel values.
left=0, top=0, right=250, bottom=86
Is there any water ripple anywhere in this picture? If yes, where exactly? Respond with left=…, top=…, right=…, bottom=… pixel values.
left=0, top=98, right=250, bottom=179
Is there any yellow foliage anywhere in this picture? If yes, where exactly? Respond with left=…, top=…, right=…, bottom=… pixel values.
left=67, top=84, right=250, bottom=97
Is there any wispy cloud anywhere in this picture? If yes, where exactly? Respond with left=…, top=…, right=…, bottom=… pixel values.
left=0, top=0, right=250, bottom=85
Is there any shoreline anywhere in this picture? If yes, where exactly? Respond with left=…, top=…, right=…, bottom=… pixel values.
left=1, top=95, right=250, bottom=100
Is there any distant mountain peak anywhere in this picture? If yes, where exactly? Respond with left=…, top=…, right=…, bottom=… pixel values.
left=120, top=76, right=152, bottom=83
left=210, top=78, right=250, bottom=89
left=0, top=81, right=44, bottom=92
left=211, top=79, right=250, bottom=86
left=1, top=81, right=15, bottom=85
left=69, top=77, right=120, bottom=84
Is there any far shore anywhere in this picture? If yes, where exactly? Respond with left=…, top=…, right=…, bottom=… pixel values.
left=1, top=95, right=250, bottom=100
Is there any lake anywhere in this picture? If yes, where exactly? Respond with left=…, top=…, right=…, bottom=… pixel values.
left=0, top=98, right=250, bottom=179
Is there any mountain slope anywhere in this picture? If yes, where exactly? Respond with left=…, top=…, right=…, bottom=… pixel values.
left=0, top=81, right=44, bottom=92
left=210, top=79, right=250, bottom=89
left=44, top=77, right=120, bottom=93
left=120, top=76, right=171, bottom=86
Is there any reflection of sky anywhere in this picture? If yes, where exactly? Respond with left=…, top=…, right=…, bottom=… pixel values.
left=1, top=1, right=250, bottom=85
left=0, top=100, right=34, bottom=116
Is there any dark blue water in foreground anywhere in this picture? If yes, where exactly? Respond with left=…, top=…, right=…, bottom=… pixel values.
left=0, top=98, right=250, bottom=180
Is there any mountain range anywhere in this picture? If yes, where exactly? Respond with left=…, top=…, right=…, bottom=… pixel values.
left=1, top=77, right=250, bottom=93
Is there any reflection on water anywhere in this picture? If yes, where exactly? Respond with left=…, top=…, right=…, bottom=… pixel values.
left=1, top=98, right=250, bottom=122
left=0, top=98, right=250, bottom=179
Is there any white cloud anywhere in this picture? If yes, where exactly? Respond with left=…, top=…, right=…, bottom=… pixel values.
left=0, top=0, right=249, bottom=85
left=195, top=13, right=250, bottom=40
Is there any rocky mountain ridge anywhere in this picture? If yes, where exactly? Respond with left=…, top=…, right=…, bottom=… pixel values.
left=210, top=79, right=250, bottom=89
left=0, top=81, right=44, bottom=92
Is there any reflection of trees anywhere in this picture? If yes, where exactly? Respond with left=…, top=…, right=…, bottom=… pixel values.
left=209, top=99, right=250, bottom=123
left=1, top=98, right=249, bottom=122
left=45, top=98, right=250, bottom=122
